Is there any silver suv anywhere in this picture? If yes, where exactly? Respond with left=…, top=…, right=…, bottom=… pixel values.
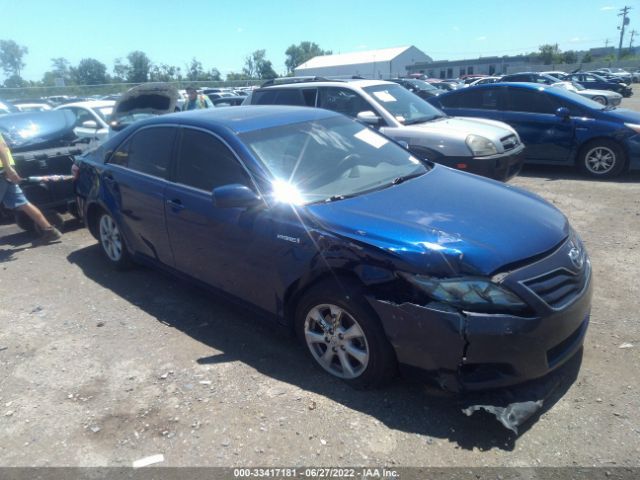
left=245, top=78, right=525, bottom=181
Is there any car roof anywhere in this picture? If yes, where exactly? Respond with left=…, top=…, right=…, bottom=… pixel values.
left=56, top=100, right=116, bottom=109
left=259, top=79, right=394, bottom=90
left=135, top=105, right=341, bottom=134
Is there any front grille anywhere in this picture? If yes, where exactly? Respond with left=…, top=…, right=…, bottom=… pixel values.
left=522, top=264, right=590, bottom=309
left=500, top=134, right=519, bottom=151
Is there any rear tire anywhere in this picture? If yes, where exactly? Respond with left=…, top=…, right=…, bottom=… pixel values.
left=592, top=96, right=606, bottom=105
left=97, top=211, right=131, bottom=269
left=578, top=139, right=626, bottom=178
left=294, top=279, right=397, bottom=389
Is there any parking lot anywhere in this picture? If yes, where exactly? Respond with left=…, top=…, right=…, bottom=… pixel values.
left=1, top=98, right=639, bottom=468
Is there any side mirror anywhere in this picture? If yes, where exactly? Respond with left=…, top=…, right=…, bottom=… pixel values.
left=81, top=120, right=98, bottom=129
left=356, top=110, right=382, bottom=126
left=212, top=184, right=262, bottom=209
left=555, top=107, right=570, bottom=119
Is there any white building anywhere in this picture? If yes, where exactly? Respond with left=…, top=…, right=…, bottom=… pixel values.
left=294, top=46, right=432, bottom=80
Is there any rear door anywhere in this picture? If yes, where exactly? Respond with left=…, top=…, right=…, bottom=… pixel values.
left=103, top=126, right=177, bottom=265
left=164, top=127, right=269, bottom=302
left=502, top=87, right=575, bottom=163
left=437, top=86, right=506, bottom=122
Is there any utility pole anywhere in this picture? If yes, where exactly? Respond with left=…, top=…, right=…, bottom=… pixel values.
left=605, top=38, right=610, bottom=47
left=617, top=6, right=632, bottom=60
left=630, top=29, right=637, bottom=50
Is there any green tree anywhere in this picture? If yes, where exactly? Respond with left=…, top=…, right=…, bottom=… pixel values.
left=71, top=58, right=108, bottom=85
left=150, top=64, right=181, bottom=82
left=4, top=74, right=26, bottom=88
left=226, top=71, right=250, bottom=81
left=0, top=39, right=28, bottom=78
left=186, top=58, right=206, bottom=81
left=127, top=51, right=152, bottom=83
left=581, top=52, right=593, bottom=63
left=538, top=44, right=561, bottom=65
left=243, top=50, right=277, bottom=79
left=561, top=50, right=578, bottom=64
left=112, top=58, right=129, bottom=82
left=284, top=42, right=332, bottom=74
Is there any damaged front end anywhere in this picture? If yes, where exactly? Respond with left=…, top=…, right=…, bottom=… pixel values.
left=362, top=232, right=592, bottom=417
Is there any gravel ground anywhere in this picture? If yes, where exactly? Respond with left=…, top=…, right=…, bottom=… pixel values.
left=0, top=96, right=639, bottom=469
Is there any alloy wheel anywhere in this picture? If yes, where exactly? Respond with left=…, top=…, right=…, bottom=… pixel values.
left=584, top=146, right=616, bottom=175
left=99, top=214, right=123, bottom=262
left=304, top=304, right=370, bottom=379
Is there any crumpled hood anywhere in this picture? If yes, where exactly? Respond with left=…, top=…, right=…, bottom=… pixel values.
left=111, top=82, right=178, bottom=126
left=306, top=166, right=569, bottom=276
left=0, top=110, right=76, bottom=152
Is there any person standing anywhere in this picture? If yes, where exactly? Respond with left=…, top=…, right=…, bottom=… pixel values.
left=0, top=133, right=62, bottom=242
left=182, top=86, right=214, bottom=111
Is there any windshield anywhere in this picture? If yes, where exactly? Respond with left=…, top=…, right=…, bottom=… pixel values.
left=363, top=84, right=445, bottom=125
left=240, top=115, right=428, bottom=205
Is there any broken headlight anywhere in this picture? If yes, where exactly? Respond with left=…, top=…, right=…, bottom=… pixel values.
left=401, top=273, right=528, bottom=313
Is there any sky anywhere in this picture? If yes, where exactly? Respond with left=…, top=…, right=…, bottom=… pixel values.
left=0, top=0, right=636, bottom=82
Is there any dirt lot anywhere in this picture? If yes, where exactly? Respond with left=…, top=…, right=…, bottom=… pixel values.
left=1, top=98, right=639, bottom=469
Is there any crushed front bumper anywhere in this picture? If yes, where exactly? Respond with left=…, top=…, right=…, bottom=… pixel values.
left=367, top=267, right=592, bottom=393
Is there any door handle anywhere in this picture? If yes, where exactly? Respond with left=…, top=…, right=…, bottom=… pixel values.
left=166, top=198, right=185, bottom=210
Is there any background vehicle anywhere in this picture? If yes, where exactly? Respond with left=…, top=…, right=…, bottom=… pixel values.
left=429, top=82, right=640, bottom=178
left=246, top=78, right=524, bottom=181
left=0, top=110, right=86, bottom=230
left=389, top=78, right=445, bottom=99
left=596, top=68, right=632, bottom=84
left=468, top=76, right=501, bottom=86
left=551, top=81, right=622, bottom=106
left=211, top=96, right=245, bottom=107
left=109, top=82, right=178, bottom=134
left=74, top=106, right=591, bottom=393
left=570, top=72, right=632, bottom=97
left=13, top=102, right=53, bottom=112
left=54, top=100, right=115, bottom=143
left=500, top=72, right=563, bottom=85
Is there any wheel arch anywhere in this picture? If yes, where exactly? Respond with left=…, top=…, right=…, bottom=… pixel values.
left=282, top=268, right=366, bottom=327
left=576, top=136, right=629, bottom=172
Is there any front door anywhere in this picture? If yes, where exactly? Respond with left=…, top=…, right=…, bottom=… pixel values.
left=164, top=127, right=270, bottom=305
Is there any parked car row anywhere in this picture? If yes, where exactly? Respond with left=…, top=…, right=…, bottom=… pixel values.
left=428, top=82, right=640, bottom=178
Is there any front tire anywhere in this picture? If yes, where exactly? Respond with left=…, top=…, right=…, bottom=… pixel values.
left=98, top=211, right=131, bottom=269
left=592, top=95, right=606, bottom=105
left=578, top=140, right=626, bottom=178
left=295, top=279, right=397, bottom=389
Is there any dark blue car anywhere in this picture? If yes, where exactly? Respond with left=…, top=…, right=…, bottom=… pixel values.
left=429, top=83, right=640, bottom=178
left=74, top=106, right=592, bottom=392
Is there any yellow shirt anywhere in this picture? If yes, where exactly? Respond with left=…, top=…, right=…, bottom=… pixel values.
left=0, top=132, right=15, bottom=169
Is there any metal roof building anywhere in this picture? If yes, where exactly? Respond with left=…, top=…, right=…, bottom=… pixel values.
left=294, top=46, right=432, bottom=79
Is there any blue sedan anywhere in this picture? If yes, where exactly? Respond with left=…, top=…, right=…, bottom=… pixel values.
left=74, top=106, right=591, bottom=392
left=429, top=82, right=640, bottom=178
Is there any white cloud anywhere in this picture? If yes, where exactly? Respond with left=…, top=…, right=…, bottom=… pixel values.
left=236, top=27, right=244, bottom=33
left=453, top=26, right=460, bottom=32
left=600, top=6, right=615, bottom=10
left=355, top=44, right=368, bottom=50
left=569, top=37, right=582, bottom=42
left=476, top=36, right=487, bottom=41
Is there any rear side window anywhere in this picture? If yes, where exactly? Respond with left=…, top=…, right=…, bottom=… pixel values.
left=439, top=88, right=500, bottom=109
left=109, top=127, right=175, bottom=178
left=318, top=87, right=372, bottom=118
left=175, top=129, right=250, bottom=192
left=252, top=89, right=306, bottom=106
left=506, top=88, right=558, bottom=114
